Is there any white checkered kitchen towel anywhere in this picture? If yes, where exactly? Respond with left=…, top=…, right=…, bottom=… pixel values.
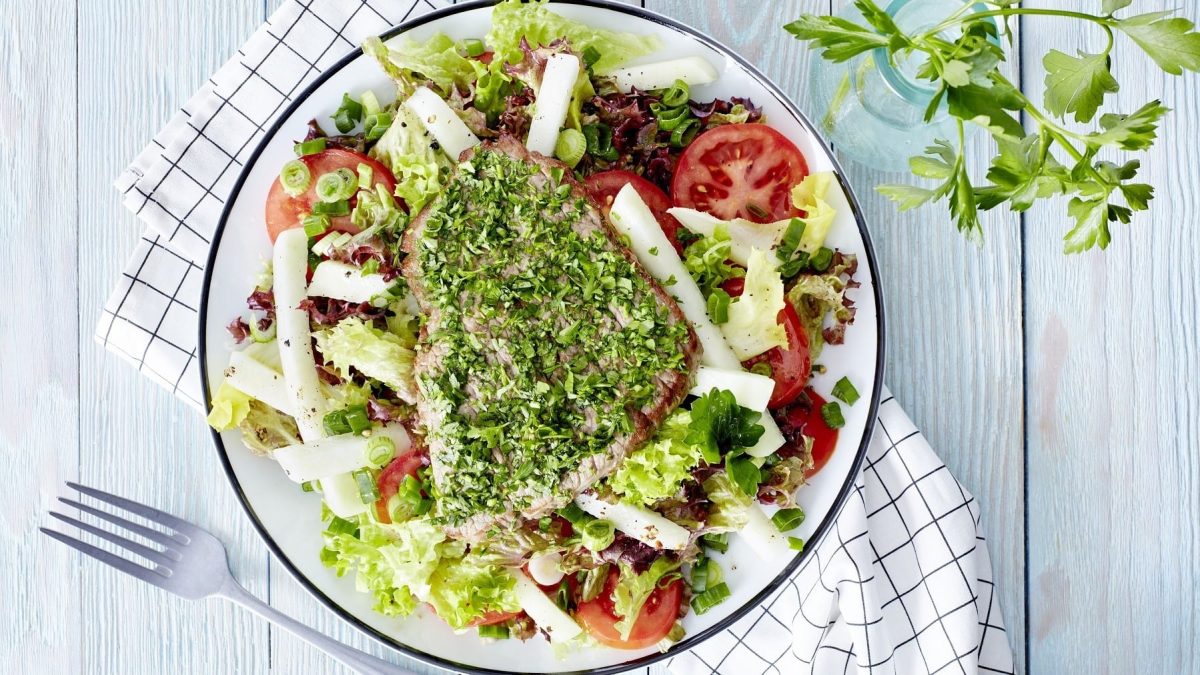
left=100, top=1, right=1015, bottom=673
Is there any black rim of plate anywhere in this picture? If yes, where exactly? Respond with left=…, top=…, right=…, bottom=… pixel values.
left=199, top=1, right=886, bottom=673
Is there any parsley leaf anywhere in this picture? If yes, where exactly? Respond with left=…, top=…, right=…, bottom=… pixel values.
left=946, top=81, right=1025, bottom=140
left=1086, top=100, right=1170, bottom=150
left=783, top=15, right=890, bottom=63
left=1116, top=13, right=1200, bottom=75
left=1043, top=49, right=1119, bottom=122
left=1103, top=0, right=1133, bottom=16
left=686, top=389, right=765, bottom=465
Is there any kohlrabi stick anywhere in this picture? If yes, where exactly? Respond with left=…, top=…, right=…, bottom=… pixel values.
left=526, top=53, right=581, bottom=156
left=405, top=86, right=480, bottom=160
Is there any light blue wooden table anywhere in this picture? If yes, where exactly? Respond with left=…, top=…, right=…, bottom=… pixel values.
left=3, top=1, right=1197, bottom=673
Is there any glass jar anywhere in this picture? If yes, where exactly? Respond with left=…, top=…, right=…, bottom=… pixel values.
left=807, top=0, right=988, bottom=172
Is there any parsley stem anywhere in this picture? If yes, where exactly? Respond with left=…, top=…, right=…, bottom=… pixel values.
left=919, top=8, right=1113, bottom=42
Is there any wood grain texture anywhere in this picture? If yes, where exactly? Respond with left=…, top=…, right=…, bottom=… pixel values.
left=1023, top=1, right=1200, bottom=672
left=0, top=1, right=81, bottom=673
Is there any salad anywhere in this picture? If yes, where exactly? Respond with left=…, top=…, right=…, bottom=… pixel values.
left=208, top=0, right=860, bottom=655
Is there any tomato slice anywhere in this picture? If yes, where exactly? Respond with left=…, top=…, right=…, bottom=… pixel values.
left=723, top=277, right=812, bottom=409
left=585, top=170, right=684, bottom=254
left=374, top=449, right=428, bottom=524
left=775, top=388, right=839, bottom=479
left=672, top=124, right=809, bottom=223
left=575, top=568, right=683, bottom=650
left=265, top=147, right=397, bottom=242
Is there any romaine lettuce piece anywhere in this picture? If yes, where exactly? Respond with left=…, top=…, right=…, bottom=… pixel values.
left=362, top=33, right=476, bottom=97
left=610, top=411, right=702, bottom=507
left=718, top=248, right=787, bottom=360
left=369, top=103, right=450, bottom=213
left=314, top=317, right=416, bottom=402
left=701, top=472, right=753, bottom=532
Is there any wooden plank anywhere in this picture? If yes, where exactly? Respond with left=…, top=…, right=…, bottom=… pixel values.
left=75, top=1, right=270, bottom=673
left=1023, top=1, right=1200, bottom=672
left=0, top=1, right=81, bottom=673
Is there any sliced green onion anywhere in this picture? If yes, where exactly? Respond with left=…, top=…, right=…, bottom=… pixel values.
left=478, top=623, right=510, bottom=640
left=554, top=582, right=572, bottom=612
left=707, top=288, right=731, bottom=325
left=554, top=128, right=586, bottom=168
left=538, top=516, right=553, bottom=532
left=356, top=162, right=374, bottom=190
left=279, top=160, right=311, bottom=197
left=344, top=404, right=371, bottom=434
left=832, top=376, right=860, bottom=405
left=788, top=536, right=806, bottom=552
left=364, top=111, right=393, bottom=141
left=772, top=507, right=806, bottom=532
left=690, top=582, right=731, bottom=615
left=248, top=318, right=276, bottom=343
left=360, top=90, right=381, bottom=117
left=557, top=502, right=589, bottom=524
left=660, top=79, right=691, bottom=108
left=670, top=117, right=700, bottom=148
left=821, top=401, right=846, bottom=429
left=580, top=518, right=616, bottom=552
left=691, top=557, right=710, bottom=593
left=462, top=38, right=486, bottom=58
left=294, top=138, right=326, bottom=156
left=745, top=202, right=770, bottom=220
left=332, top=93, right=364, bottom=133
left=325, top=515, right=358, bottom=536
left=300, top=480, right=318, bottom=493
left=810, top=246, right=834, bottom=272
left=365, top=435, right=395, bottom=468
left=315, top=168, right=358, bottom=203
left=582, top=45, right=602, bottom=69
left=748, top=360, right=773, bottom=378
left=352, top=468, right=380, bottom=503
left=653, top=103, right=691, bottom=130
left=311, top=199, right=350, bottom=216
left=302, top=213, right=330, bottom=238
left=582, top=124, right=618, bottom=162
left=700, top=532, right=729, bottom=553
left=322, top=410, right=351, bottom=435
left=778, top=218, right=807, bottom=259
left=360, top=258, right=380, bottom=275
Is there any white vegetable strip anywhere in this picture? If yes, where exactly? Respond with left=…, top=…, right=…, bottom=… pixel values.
left=405, top=86, right=480, bottom=160
left=690, top=366, right=774, bottom=412
left=609, top=186, right=785, bottom=457
left=741, top=503, right=792, bottom=559
left=600, top=56, right=718, bottom=93
left=526, top=53, right=581, bottom=156
left=574, top=494, right=690, bottom=551
left=667, top=207, right=788, bottom=267
left=273, top=228, right=367, bottom=516
left=508, top=570, right=582, bottom=643
left=225, top=350, right=294, bottom=416
left=608, top=185, right=740, bottom=370
left=306, top=261, right=392, bottom=303
left=272, top=424, right=412, bottom=483
left=526, top=551, right=564, bottom=587
left=273, top=228, right=328, bottom=441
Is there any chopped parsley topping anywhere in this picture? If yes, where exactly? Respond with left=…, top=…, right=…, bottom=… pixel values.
left=413, top=149, right=693, bottom=525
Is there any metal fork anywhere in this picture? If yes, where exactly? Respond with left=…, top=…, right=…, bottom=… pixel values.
left=42, top=482, right=409, bottom=675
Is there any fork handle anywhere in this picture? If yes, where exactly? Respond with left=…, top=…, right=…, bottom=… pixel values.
left=218, top=577, right=410, bottom=675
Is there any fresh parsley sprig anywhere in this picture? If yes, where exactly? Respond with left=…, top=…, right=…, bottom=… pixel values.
left=785, top=0, right=1200, bottom=253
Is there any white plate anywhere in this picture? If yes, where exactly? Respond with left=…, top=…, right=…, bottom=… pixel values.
left=200, top=1, right=884, bottom=672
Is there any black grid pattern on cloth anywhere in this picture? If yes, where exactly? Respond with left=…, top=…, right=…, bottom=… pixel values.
left=102, top=2, right=1015, bottom=673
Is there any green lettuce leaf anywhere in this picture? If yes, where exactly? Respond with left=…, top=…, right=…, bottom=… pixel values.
left=427, top=555, right=521, bottom=629
left=369, top=103, right=451, bottom=212
left=238, top=400, right=301, bottom=455
left=610, top=411, right=703, bottom=506
left=789, top=171, right=837, bottom=253
left=612, top=558, right=682, bottom=640
left=486, top=0, right=661, bottom=72
left=718, top=248, right=788, bottom=360
left=785, top=253, right=857, bottom=359
left=362, top=33, right=476, bottom=96
left=323, top=516, right=448, bottom=617
left=702, top=472, right=753, bottom=532
left=207, top=382, right=252, bottom=431
left=314, top=317, right=416, bottom=400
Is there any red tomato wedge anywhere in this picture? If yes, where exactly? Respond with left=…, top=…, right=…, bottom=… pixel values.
left=575, top=568, right=683, bottom=650
left=722, top=277, right=812, bottom=409
left=672, top=124, right=809, bottom=223
left=265, top=147, right=397, bottom=242
left=584, top=170, right=684, bottom=255
left=775, top=388, right=839, bottom=479
left=374, top=449, right=427, bottom=524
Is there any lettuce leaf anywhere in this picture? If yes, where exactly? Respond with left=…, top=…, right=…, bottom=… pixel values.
left=610, top=411, right=703, bottom=506
left=207, top=382, right=252, bottom=431
left=486, top=0, right=661, bottom=72
left=790, top=171, right=837, bottom=253
left=701, top=472, right=753, bottom=532
left=786, top=253, right=858, bottom=359
left=314, top=317, right=416, bottom=400
left=238, top=400, right=301, bottom=455
left=612, top=558, right=682, bottom=640
left=718, top=248, right=787, bottom=360
left=362, top=33, right=476, bottom=97
left=323, top=516, right=447, bottom=617
left=369, top=103, right=450, bottom=212
left=427, top=555, right=521, bottom=629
